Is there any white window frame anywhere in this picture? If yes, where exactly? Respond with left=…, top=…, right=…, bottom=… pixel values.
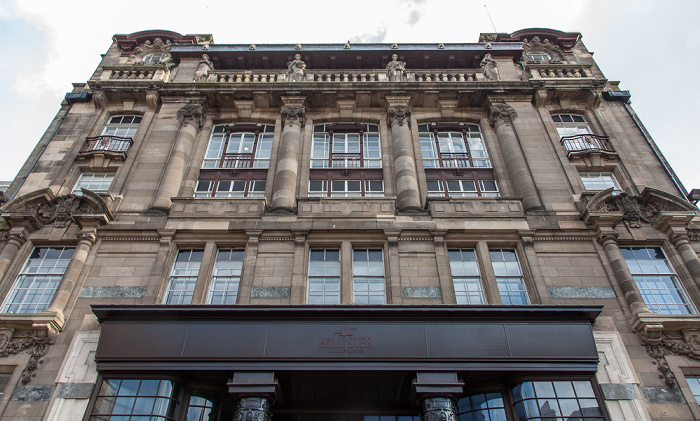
left=163, top=249, right=203, bottom=305
left=72, top=173, right=114, bottom=195
left=580, top=172, right=621, bottom=192
left=206, top=249, right=244, bottom=305
left=621, top=246, right=695, bottom=315
left=1, top=247, right=74, bottom=314
left=202, top=125, right=274, bottom=169
left=101, top=115, right=141, bottom=138
left=307, top=249, right=341, bottom=304
left=352, top=249, right=386, bottom=304
left=448, top=249, right=486, bottom=304
left=490, top=249, right=530, bottom=305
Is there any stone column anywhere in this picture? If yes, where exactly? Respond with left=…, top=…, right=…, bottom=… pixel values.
left=228, top=372, right=279, bottom=421
left=387, top=102, right=422, bottom=212
left=151, top=102, right=205, bottom=212
left=270, top=100, right=305, bottom=213
left=672, top=235, right=700, bottom=285
left=412, top=372, right=463, bottom=421
left=0, top=234, right=26, bottom=281
left=598, top=233, right=649, bottom=315
left=46, top=232, right=96, bottom=322
left=421, top=398, right=458, bottom=421
left=488, top=103, right=543, bottom=212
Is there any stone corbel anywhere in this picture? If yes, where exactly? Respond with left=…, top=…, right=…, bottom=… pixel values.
left=146, top=90, right=160, bottom=111
left=228, top=372, right=280, bottom=401
left=652, top=211, right=695, bottom=238
left=588, top=90, right=602, bottom=109
left=532, top=89, right=548, bottom=108
left=437, top=99, right=458, bottom=119
left=176, top=101, right=206, bottom=130
left=487, top=102, right=518, bottom=127
left=386, top=96, right=412, bottom=128
left=336, top=99, right=356, bottom=121
left=234, top=100, right=255, bottom=119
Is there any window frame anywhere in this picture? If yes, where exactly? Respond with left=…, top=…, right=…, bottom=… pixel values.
left=309, top=123, right=384, bottom=198
left=197, top=123, right=274, bottom=199
left=579, top=172, right=622, bottom=193
left=1, top=246, right=75, bottom=314
left=620, top=246, right=695, bottom=315
left=420, top=123, right=498, bottom=199
left=72, top=172, right=114, bottom=195
left=101, top=115, right=142, bottom=139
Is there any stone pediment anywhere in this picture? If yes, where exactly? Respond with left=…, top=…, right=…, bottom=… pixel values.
left=581, top=187, right=696, bottom=229
left=1, top=189, right=113, bottom=231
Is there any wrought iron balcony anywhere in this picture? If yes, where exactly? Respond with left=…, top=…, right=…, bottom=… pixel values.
left=438, top=153, right=471, bottom=168
left=560, top=135, right=615, bottom=155
left=79, top=136, right=133, bottom=160
left=221, top=154, right=253, bottom=168
left=331, top=153, right=363, bottom=168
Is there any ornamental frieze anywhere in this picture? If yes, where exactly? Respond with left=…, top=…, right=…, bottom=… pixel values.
left=595, top=193, right=657, bottom=228
left=0, top=328, right=54, bottom=385
left=521, top=36, right=564, bottom=63
left=641, top=330, right=700, bottom=387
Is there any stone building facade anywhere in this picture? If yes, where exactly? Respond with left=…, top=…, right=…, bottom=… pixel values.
left=0, top=28, right=699, bottom=420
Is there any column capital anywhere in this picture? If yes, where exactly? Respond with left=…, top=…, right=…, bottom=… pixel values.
left=280, top=104, right=306, bottom=128
left=488, top=103, right=518, bottom=127
left=5, top=233, right=27, bottom=247
left=176, top=101, right=206, bottom=129
left=77, top=232, right=97, bottom=246
left=387, top=104, right=412, bottom=127
left=671, top=233, right=692, bottom=248
left=597, top=232, right=619, bottom=246
left=411, top=372, right=464, bottom=400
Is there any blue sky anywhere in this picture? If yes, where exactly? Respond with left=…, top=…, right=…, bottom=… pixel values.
left=1, top=0, right=698, bottom=196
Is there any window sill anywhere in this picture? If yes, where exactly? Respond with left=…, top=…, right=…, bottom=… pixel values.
left=0, top=310, right=64, bottom=335
left=632, top=311, right=700, bottom=334
left=298, top=197, right=396, bottom=218
left=170, top=197, right=266, bottom=218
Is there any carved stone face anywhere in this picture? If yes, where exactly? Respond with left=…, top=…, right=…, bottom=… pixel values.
left=202, top=54, right=210, bottom=61
left=294, top=54, right=301, bottom=60
left=391, top=54, right=398, bottom=61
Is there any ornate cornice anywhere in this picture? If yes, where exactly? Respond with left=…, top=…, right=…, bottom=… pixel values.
left=1, top=189, right=113, bottom=231
left=176, top=102, right=205, bottom=129
left=102, top=237, right=160, bottom=242
left=488, top=103, right=517, bottom=127
left=387, top=104, right=412, bottom=127
left=534, top=236, right=592, bottom=242
left=521, top=36, right=565, bottom=63
left=280, top=104, right=306, bottom=128
left=582, top=188, right=696, bottom=230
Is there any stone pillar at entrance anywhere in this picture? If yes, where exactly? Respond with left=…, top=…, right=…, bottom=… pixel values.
left=228, top=372, right=280, bottom=421
left=411, top=372, right=463, bottom=421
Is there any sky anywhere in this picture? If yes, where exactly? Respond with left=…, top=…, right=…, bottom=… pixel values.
left=1, top=0, right=699, bottom=197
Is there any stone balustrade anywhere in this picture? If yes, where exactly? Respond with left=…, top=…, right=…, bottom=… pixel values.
left=100, top=65, right=169, bottom=81
left=526, top=64, right=594, bottom=79
left=206, top=69, right=484, bottom=83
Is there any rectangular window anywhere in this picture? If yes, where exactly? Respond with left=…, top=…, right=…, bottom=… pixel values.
left=621, top=247, right=694, bottom=315
left=202, top=125, right=274, bottom=169
left=490, top=249, right=529, bottom=305
left=1, top=247, right=74, bottom=314
left=512, top=380, right=603, bottom=420
left=427, top=179, right=499, bottom=198
left=419, top=124, right=491, bottom=168
left=102, top=115, right=142, bottom=138
left=308, top=249, right=340, bottom=304
left=552, top=114, right=591, bottom=137
left=457, top=393, right=507, bottom=421
left=686, top=377, right=700, bottom=405
left=448, top=249, right=485, bottom=304
left=163, top=249, right=203, bottom=305
left=72, top=173, right=114, bottom=194
left=580, top=172, right=621, bottom=192
left=90, top=379, right=178, bottom=420
left=353, top=249, right=385, bottom=304
left=207, top=249, right=244, bottom=305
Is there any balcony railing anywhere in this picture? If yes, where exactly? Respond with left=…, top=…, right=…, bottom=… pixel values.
left=439, top=153, right=470, bottom=167
left=560, top=135, right=615, bottom=154
left=221, top=154, right=254, bottom=168
left=526, top=64, right=595, bottom=80
left=81, top=136, right=133, bottom=155
left=99, top=65, right=170, bottom=82
left=331, top=154, right=363, bottom=167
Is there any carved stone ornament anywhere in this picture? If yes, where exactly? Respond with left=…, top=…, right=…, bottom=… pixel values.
left=130, top=37, right=173, bottom=66
left=0, top=328, right=54, bottom=385
left=2, top=189, right=113, bottom=230
left=521, top=36, right=564, bottom=63
left=280, top=104, right=306, bottom=128
left=387, top=104, right=412, bottom=127
left=596, top=193, right=656, bottom=228
left=420, top=397, right=458, bottom=421
left=234, top=397, right=272, bottom=421
left=176, top=103, right=205, bottom=129
left=641, top=330, right=700, bottom=387
left=488, top=103, right=518, bottom=127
